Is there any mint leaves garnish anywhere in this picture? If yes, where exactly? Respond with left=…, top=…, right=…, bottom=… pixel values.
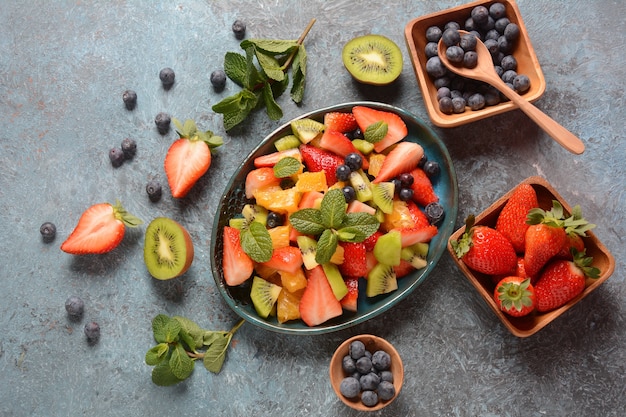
left=146, top=314, right=245, bottom=386
left=212, top=19, right=316, bottom=130
left=289, top=189, right=379, bottom=264
left=240, top=221, right=273, bottom=262
left=364, top=121, right=388, bottom=144
left=273, top=156, right=302, bottom=178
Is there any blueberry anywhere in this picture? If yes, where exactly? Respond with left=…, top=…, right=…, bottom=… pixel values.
left=424, top=42, right=439, bottom=58
left=504, top=23, right=520, bottom=42
left=266, top=212, right=284, bottom=228
left=452, top=97, right=466, bottom=113
left=84, top=322, right=100, bottom=342
left=444, top=21, right=460, bottom=31
left=450, top=89, right=463, bottom=99
left=349, top=340, right=366, bottom=359
left=379, top=370, right=394, bottom=383
left=40, top=222, right=56, bottom=242
left=155, top=112, right=171, bottom=135
left=122, top=89, right=137, bottom=110
left=445, top=45, right=464, bottom=64
left=426, top=57, right=447, bottom=79
left=377, top=380, right=396, bottom=401
left=441, top=28, right=460, bottom=47
left=280, top=178, right=296, bottom=189
left=210, top=69, right=227, bottom=91
left=464, top=17, right=477, bottom=33
left=392, top=178, right=402, bottom=193
left=513, top=74, right=531, bottom=94
left=425, top=202, right=445, bottom=225
left=344, top=153, right=362, bottom=171
left=159, top=67, right=175, bottom=89
left=121, top=138, right=137, bottom=159
left=483, top=38, right=499, bottom=55
left=339, top=377, right=360, bottom=399
left=433, top=76, right=451, bottom=89
left=342, top=355, right=357, bottom=374
left=459, top=33, right=477, bottom=51
left=497, top=35, right=513, bottom=54
left=494, top=65, right=504, bottom=78
left=232, top=19, right=246, bottom=39
left=423, top=160, right=440, bottom=177
left=398, top=173, right=414, bottom=188
left=372, top=350, right=391, bottom=371
left=109, top=147, right=125, bottom=167
left=436, top=87, right=451, bottom=100
left=398, top=187, right=414, bottom=202
left=335, top=164, right=352, bottom=182
left=425, top=26, right=442, bottom=42
left=501, top=55, right=517, bottom=71
left=484, top=29, right=501, bottom=41
left=501, top=70, right=518, bottom=84
left=495, top=17, right=511, bottom=34
left=438, top=96, right=454, bottom=114
left=146, top=180, right=162, bottom=202
left=484, top=89, right=501, bottom=106
left=467, top=93, right=486, bottom=111
left=359, top=372, right=380, bottom=391
left=480, top=15, right=495, bottom=31
left=65, top=296, right=85, bottom=318
left=463, top=51, right=478, bottom=69
left=356, top=356, right=373, bottom=374
left=361, top=390, right=378, bottom=407
left=342, top=186, right=356, bottom=204
left=470, top=6, right=489, bottom=26
left=489, top=2, right=507, bottom=20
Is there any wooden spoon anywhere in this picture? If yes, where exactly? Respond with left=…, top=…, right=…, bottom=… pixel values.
left=438, top=31, right=585, bottom=155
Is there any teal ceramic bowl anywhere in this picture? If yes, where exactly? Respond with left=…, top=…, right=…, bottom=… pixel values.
left=210, top=102, right=458, bottom=334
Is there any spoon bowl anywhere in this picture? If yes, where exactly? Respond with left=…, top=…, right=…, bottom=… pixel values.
left=438, top=31, right=585, bottom=155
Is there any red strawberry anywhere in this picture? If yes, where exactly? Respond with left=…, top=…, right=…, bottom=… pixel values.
left=534, top=249, right=600, bottom=312
left=340, top=276, right=359, bottom=312
left=317, top=130, right=369, bottom=169
left=165, top=118, right=222, bottom=198
left=396, top=225, right=438, bottom=247
left=451, top=215, right=517, bottom=275
left=299, top=144, right=344, bottom=185
left=394, top=259, right=416, bottom=278
left=494, top=276, right=535, bottom=317
left=523, top=202, right=569, bottom=279
left=363, top=230, right=384, bottom=252
left=324, top=112, right=358, bottom=133
left=495, top=183, right=538, bottom=253
left=409, top=168, right=439, bottom=207
left=371, top=142, right=424, bottom=184
left=406, top=200, right=430, bottom=228
left=260, top=246, right=303, bottom=275
left=245, top=167, right=281, bottom=199
left=222, top=226, right=254, bottom=286
left=61, top=201, right=143, bottom=255
left=555, top=204, right=595, bottom=260
left=338, top=242, right=368, bottom=278
left=492, top=256, right=527, bottom=285
left=352, top=106, right=408, bottom=152
left=556, top=233, right=585, bottom=260
left=299, top=265, right=343, bottom=326
left=254, top=147, right=302, bottom=168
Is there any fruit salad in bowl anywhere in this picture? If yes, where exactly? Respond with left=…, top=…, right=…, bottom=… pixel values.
left=210, top=102, right=458, bottom=334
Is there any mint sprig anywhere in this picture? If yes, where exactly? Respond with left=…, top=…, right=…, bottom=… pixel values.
left=145, top=314, right=245, bottom=386
left=212, top=19, right=316, bottom=130
left=364, top=121, right=388, bottom=144
left=289, top=189, right=379, bottom=264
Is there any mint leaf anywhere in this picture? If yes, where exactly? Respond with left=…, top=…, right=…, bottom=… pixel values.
left=173, top=316, right=204, bottom=349
left=212, top=89, right=259, bottom=131
left=169, top=343, right=194, bottom=380
left=289, top=208, right=326, bottom=235
left=320, top=189, right=346, bottom=229
left=273, top=156, right=301, bottom=178
left=243, top=39, right=299, bottom=55
left=203, top=332, right=232, bottom=373
left=240, top=221, right=273, bottom=262
left=338, top=212, right=380, bottom=242
left=145, top=343, right=169, bottom=366
left=364, top=121, right=387, bottom=144
left=223, top=51, right=248, bottom=87
left=152, top=360, right=183, bottom=386
left=152, top=314, right=171, bottom=343
left=262, top=82, right=283, bottom=121
left=290, top=45, right=306, bottom=103
left=315, top=229, right=338, bottom=265
left=255, top=49, right=285, bottom=82
left=163, top=317, right=182, bottom=343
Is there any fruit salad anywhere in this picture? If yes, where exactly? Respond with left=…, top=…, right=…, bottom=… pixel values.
left=220, top=105, right=446, bottom=327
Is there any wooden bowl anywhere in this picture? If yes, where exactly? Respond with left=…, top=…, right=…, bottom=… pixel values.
left=404, top=0, right=546, bottom=127
left=329, top=334, right=404, bottom=411
left=447, top=176, right=616, bottom=337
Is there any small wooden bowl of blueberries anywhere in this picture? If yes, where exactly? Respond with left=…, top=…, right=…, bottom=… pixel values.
left=329, top=335, right=404, bottom=411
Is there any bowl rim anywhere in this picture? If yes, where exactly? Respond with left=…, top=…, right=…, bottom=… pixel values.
left=404, top=0, right=546, bottom=127
left=210, top=101, right=459, bottom=335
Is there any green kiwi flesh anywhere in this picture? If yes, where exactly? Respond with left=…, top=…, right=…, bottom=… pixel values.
left=366, top=263, right=398, bottom=297
left=297, top=235, right=318, bottom=270
left=250, top=276, right=282, bottom=318
left=342, top=34, right=403, bottom=86
left=291, top=118, right=325, bottom=144
left=372, top=182, right=395, bottom=214
left=373, top=230, right=402, bottom=266
left=144, top=217, right=194, bottom=280
left=322, top=263, right=349, bottom=301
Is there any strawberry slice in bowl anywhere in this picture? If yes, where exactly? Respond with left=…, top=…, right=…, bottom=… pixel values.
left=210, top=102, right=458, bottom=335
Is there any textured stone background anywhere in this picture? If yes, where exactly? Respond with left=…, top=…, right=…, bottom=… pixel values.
left=1, top=1, right=624, bottom=416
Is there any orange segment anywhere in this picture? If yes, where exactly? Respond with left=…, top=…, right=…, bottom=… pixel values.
left=295, top=171, right=328, bottom=193
left=279, top=268, right=308, bottom=292
left=330, top=244, right=345, bottom=265
left=382, top=200, right=416, bottom=231
left=267, top=225, right=291, bottom=249
left=254, top=186, right=302, bottom=214
left=254, top=263, right=281, bottom=283
left=277, top=288, right=304, bottom=323
left=368, top=153, right=386, bottom=177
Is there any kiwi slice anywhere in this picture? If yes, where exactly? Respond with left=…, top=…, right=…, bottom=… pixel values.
left=349, top=169, right=373, bottom=202
left=291, top=118, right=325, bottom=144
left=366, top=263, right=398, bottom=297
left=250, top=275, right=282, bottom=319
left=242, top=204, right=268, bottom=226
left=322, top=263, right=349, bottom=301
left=144, top=217, right=194, bottom=280
left=342, top=34, right=403, bottom=86
left=401, top=243, right=429, bottom=269
left=372, top=182, right=395, bottom=214
left=274, top=134, right=302, bottom=151
left=373, top=230, right=402, bottom=266
left=352, top=138, right=375, bottom=155
left=297, top=235, right=318, bottom=270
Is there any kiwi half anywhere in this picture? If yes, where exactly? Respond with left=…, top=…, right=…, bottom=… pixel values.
left=342, top=34, right=403, bottom=86
left=250, top=275, right=282, bottom=319
left=144, top=217, right=194, bottom=280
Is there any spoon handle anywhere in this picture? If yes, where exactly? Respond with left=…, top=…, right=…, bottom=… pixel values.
left=491, top=78, right=585, bottom=154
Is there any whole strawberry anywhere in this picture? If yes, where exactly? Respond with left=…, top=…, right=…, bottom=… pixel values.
left=555, top=205, right=595, bottom=260
left=534, top=249, right=600, bottom=312
left=523, top=201, right=568, bottom=279
left=495, top=183, right=538, bottom=253
left=494, top=276, right=535, bottom=317
left=451, top=215, right=517, bottom=276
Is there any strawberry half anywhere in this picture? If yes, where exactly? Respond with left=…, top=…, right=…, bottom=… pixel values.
left=254, top=147, right=302, bottom=168
left=340, top=276, right=359, bottom=312
left=245, top=167, right=281, bottom=199
left=406, top=200, right=431, bottom=228
left=396, top=225, right=438, bottom=247
left=495, top=183, right=538, bottom=253
left=61, top=201, right=143, bottom=255
left=324, top=111, right=358, bottom=133
left=317, top=130, right=369, bottom=169
left=222, top=226, right=254, bottom=286
left=352, top=106, right=408, bottom=152
left=299, top=144, right=344, bottom=186
left=260, top=246, right=303, bottom=275
left=372, top=142, right=424, bottom=184
left=165, top=118, right=223, bottom=198
left=338, top=242, right=368, bottom=278
left=299, top=265, right=343, bottom=327
left=409, top=168, right=439, bottom=207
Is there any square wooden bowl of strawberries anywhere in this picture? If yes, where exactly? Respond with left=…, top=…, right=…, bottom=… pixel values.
left=447, top=176, right=615, bottom=337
